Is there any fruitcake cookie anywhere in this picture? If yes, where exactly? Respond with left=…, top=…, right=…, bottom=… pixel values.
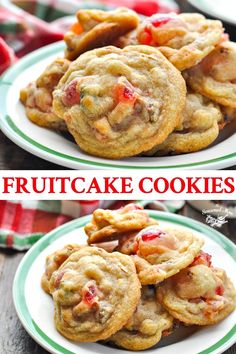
left=53, top=45, right=186, bottom=159
left=64, top=8, right=139, bottom=60
left=20, top=58, right=70, bottom=131
left=109, top=286, right=173, bottom=350
left=185, top=41, right=236, bottom=107
left=84, top=203, right=157, bottom=245
left=137, top=13, right=224, bottom=71
left=41, top=244, right=83, bottom=294
left=221, top=106, right=236, bottom=125
left=50, top=247, right=141, bottom=342
left=157, top=252, right=236, bottom=325
left=116, top=232, right=138, bottom=255
left=144, top=92, right=223, bottom=155
left=132, top=225, right=204, bottom=285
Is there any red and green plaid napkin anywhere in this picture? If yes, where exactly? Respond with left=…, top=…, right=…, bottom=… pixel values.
left=0, top=200, right=184, bottom=250
left=0, top=0, right=178, bottom=73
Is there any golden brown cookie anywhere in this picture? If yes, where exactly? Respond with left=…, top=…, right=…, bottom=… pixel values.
left=184, top=41, right=236, bottom=107
left=132, top=225, right=204, bottom=285
left=50, top=247, right=141, bottom=342
left=144, top=92, right=223, bottom=155
left=53, top=45, right=186, bottom=159
left=157, top=252, right=236, bottom=325
left=20, top=58, right=70, bottom=131
left=137, top=13, right=224, bottom=71
left=116, top=232, right=138, bottom=255
left=41, top=244, right=83, bottom=294
left=64, top=7, right=139, bottom=60
left=84, top=203, right=157, bottom=245
left=109, top=286, right=173, bottom=350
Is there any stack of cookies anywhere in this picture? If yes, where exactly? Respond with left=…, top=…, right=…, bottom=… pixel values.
left=20, top=8, right=236, bottom=159
left=41, top=204, right=236, bottom=351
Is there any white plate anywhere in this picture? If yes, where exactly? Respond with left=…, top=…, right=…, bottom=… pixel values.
left=1, top=41, right=236, bottom=170
left=188, top=0, right=236, bottom=25
left=13, top=211, right=236, bottom=354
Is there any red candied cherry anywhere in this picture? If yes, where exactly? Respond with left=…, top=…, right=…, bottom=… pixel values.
left=134, top=228, right=166, bottom=253
left=191, top=251, right=212, bottom=267
left=141, top=229, right=166, bottom=241
left=114, top=83, right=137, bottom=104
left=62, top=80, right=80, bottom=106
left=150, top=15, right=173, bottom=28
left=139, top=27, right=153, bottom=45
left=82, top=282, right=98, bottom=307
left=139, top=15, right=172, bottom=45
left=215, top=285, right=224, bottom=296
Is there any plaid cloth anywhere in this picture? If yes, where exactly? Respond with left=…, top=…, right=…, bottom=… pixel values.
left=0, top=200, right=184, bottom=250
left=0, top=0, right=178, bottom=73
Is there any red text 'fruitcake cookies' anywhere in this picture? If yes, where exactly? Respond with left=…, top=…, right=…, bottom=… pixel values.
left=20, top=58, right=70, bottom=131
left=109, top=286, right=173, bottom=350
left=144, top=92, right=223, bottom=155
left=64, top=8, right=139, bottom=60
left=185, top=41, right=236, bottom=108
left=157, top=252, right=236, bottom=325
left=137, top=13, right=224, bottom=71
left=84, top=203, right=157, bottom=245
left=53, top=45, right=186, bottom=159
left=41, top=244, right=83, bottom=294
left=50, top=247, right=141, bottom=342
left=132, top=225, right=204, bottom=284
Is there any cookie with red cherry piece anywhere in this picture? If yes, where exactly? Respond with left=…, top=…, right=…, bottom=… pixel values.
left=84, top=203, right=157, bottom=245
left=53, top=45, right=186, bottom=159
left=184, top=41, right=236, bottom=108
left=157, top=251, right=236, bottom=325
left=41, top=244, right=83, bottom=294
left=49, top=247, right=141, bottom=342
left=20, top=58, right=70, bottom=131
left=64, top=7, right=139, bottom=60
left=137, top=13, right=224, bottom=71
left=131, top=225, right=204, bottom=285
left=109, top=286, right=173, bottom=351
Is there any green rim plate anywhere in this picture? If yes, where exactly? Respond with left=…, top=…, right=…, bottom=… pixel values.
left=1, top=41, right=236, bottom=170
left=13, top=211, right=236, bottom=354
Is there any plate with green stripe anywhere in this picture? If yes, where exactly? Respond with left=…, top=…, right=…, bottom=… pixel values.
left=13, top=210, right=236, bottom=354
left=1, top=41, right=236, bottom=170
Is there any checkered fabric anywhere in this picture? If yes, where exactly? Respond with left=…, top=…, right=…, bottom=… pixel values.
left=0, top=0, right=178, bottom=73
left=0, top=200, right=184, bottom=250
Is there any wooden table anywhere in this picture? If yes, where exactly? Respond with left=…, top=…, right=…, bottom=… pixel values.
left=0, top=203, right=235, bottom=353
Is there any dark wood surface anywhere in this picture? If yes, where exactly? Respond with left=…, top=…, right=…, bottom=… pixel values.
left=0, top=204, right=235, bottom=354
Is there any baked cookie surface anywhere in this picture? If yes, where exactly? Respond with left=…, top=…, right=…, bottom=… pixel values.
left=144, top=92, right=223, bottom=155
left=132, top=225, right=204, bottom=284
left=53, top=45, right=186, bottom=158
left=84, top=203, right=157, bottom=245
left=157, top=252, right=236, bottom=325
left=137, top=13, right=223, bottom=71
left=41, top=244, right=83, bottom=294
left=185, top=41, right=236, bottom=107
left=20, top=58, right=70, bottom=131
left=109, top=286, right=173, bottom=350
left=64, top=8, right=139, bottom=60
left=50, top=247, right=141, bottom=342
